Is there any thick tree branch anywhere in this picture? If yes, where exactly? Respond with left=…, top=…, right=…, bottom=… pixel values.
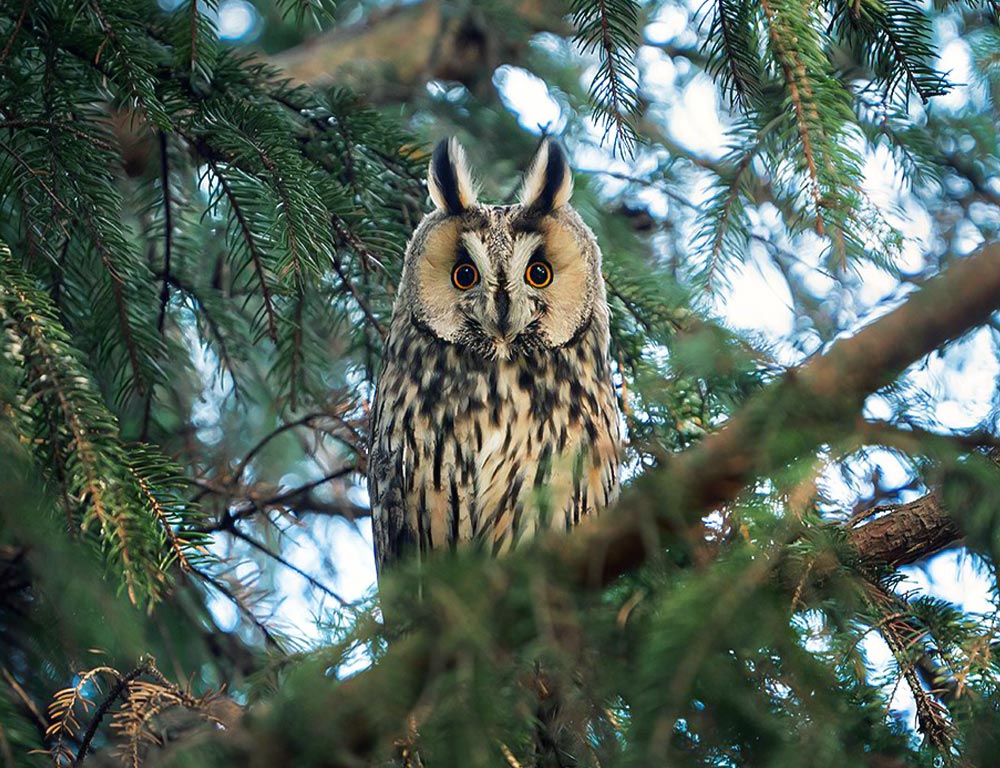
left=847, top=492, right=962, bottom=569
left=269, top=0, right=567, bottom=100
left=555, top=242, right=1000, bottom=588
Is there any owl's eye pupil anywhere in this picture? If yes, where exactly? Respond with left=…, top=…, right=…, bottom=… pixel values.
left=526, top=260, right=553, bottom=289
left=452, top=262, right=479, bottom=290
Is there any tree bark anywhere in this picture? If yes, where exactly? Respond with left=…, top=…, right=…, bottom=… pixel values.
left=269, top=0, right=568, bottom=101
left=847, top=492, right=962, bottom=569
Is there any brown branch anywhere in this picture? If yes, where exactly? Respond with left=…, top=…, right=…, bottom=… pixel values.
left=847, top=492, right=962, bottom=569
left=841, top=440, right=1000, bottom=569
left=555, top=240, right=1000, bottom=589
left=0, top=0, right=29, bottom=68
left=268, top=0, right=567, bottom=99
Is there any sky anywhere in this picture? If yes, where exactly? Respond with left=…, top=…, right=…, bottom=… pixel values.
left=197, top=0, right=998, bottom=727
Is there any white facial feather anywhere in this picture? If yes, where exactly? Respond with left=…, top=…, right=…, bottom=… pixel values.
left=460, top=231, right=491, bottom=275
left=511, top=232, right=544, bottom=271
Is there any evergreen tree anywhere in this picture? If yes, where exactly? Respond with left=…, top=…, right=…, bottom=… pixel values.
left=1, top=1, right=1000, bottom=766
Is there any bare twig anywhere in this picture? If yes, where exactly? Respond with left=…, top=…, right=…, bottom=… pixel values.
left=226, top=527, right=350, bottom=607
left=73, top=662, right=152, bottom=767
left=188, top=565, right=284, bottom=652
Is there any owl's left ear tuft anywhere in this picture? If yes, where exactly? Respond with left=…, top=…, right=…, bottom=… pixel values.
left=519, top=140, right=573, bottom=215
left=428, top=138, right=479, bottom=214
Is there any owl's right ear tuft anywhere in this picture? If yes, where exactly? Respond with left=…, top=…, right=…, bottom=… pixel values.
left=428, top=138, right=478, bottom=214
left=519, top=140, right=573, bottom=215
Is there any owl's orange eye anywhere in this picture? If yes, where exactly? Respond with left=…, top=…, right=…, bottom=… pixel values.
left=452, top=261, right=479, bottom=290
left=525, top=259, right=553, bottom=289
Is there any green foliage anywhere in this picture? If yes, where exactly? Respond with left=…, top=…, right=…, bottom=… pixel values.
left=0, top=245, right=209, bottom=607
left=0, top=0, right=999, bottom=767
left=829, top=0, right=950, bottom=104
left=704, top=0, right=765, bottom=110
left=571, top=0, right=643, bottom=155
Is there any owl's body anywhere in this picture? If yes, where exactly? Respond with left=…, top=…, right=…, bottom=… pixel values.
left=369, top=140, right=622, bottom=572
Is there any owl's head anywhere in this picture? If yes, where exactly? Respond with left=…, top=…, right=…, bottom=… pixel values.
left=397, top=138, right=606, bottom=360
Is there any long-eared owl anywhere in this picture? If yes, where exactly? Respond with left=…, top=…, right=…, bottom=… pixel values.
left=368, top=138, right=622, bottom=573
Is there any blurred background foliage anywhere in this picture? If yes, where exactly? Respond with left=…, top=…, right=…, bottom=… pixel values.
left=2, top=0, right=1000, bottom=766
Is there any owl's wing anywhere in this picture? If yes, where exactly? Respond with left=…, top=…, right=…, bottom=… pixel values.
left=368, top=396, right=419, bottom=574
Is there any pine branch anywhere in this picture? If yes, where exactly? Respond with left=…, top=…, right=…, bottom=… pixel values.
left=0, top=245, right=210, bottom=606
left=705, top=0, right=763, bottom=109
left=205, top=158, right=279, bottom=344
left=866, top=583, right=963, bottom=763
left=0, top=258, right=141, bottom=602
left=0, top=123, right=159, bottom=401
left=830, top=0, right=949, bottom=104
left=760, top=0, right=826, bottom=233
left=571, top=0, right=641, bottom=155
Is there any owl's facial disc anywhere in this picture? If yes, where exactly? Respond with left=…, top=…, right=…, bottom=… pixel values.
left=407, top=138, right=600, bottom=359
left=457, top=231, right=539, bottom=357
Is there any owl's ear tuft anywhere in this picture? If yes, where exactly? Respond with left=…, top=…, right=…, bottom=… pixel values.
left=519, top=140, right=573, bottom=215
left=428, top=138, right=478, bottom=214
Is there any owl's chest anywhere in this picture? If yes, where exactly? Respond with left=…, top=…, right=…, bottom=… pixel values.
left=406, top=355, right=579, bottom=491
left=370, top=329, right=621, bottom=562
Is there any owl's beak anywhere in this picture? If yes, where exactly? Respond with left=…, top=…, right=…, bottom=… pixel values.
left=495, top=287, right=511, bottom=337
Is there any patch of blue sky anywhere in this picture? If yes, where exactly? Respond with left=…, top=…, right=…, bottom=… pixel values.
left=218, top=0, right=258, bottom=41
left=492, top=66, right=566, bottom=134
